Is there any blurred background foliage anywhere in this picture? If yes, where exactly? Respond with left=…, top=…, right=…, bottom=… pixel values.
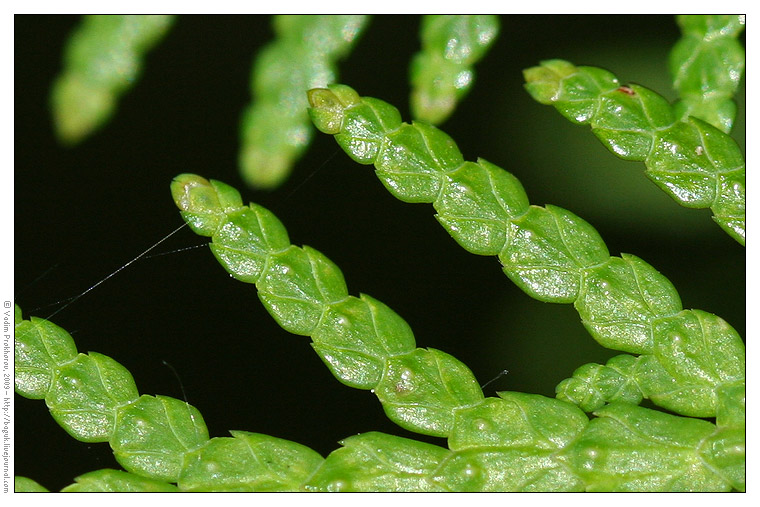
left=15, top=14, right=744, bottom=491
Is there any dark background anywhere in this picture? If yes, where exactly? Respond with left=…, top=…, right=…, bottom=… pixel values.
left=15, top=15, right=745, bottom=491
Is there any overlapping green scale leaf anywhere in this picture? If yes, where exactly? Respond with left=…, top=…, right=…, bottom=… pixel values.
left=574, top=254, right=682, bottom=354
left=593, top=84, right=675, bottom=159
left=304, top=432, right=449, bottom=492
left=311, top=294, right=416, bottom=389
left=635, top=309, right=745, bottom=417
left=563, top=403, right=730, bottom=491
left=14, top=309, right=78, bottom=398
left=257, top=245, right=349, bottom=336
left=210, top=204, right=291, bottom=283
left=47, top=352, right=139, bottom=442
left=434, top=159, right=530, bottom=256
left=338, top=96, right=405, bottom=164
left=522, top=59, right=619, bottom=124
left=179, top=431, right=324, bottom=491
left=111, top=394, right=209, bottom=482
left=434, top=448, right=584, bottom=492
left=670, top=15, right=745, bottom=132
left=375, top=122, right=464, bottom=202
left=239, top=15, right=369, bottom=188
left=410, top=15, right=500, bottom=124
left=171, top=173, right=245, bottom=237
left=434, top=393, right=588, bottom=491
left=50, top=15, right=174, bottom=145
left=449, top=393, right=588, bottom=451
left=523, top=59, right=745, bottom=244
left=555, top=354, right=643, bottom=412
left=374, top=348, right=484, bottom=437
left=498, top=204, right=609, bottom=303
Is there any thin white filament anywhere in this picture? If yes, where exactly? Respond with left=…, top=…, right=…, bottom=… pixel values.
left=44, top=222, right=188, bottom=320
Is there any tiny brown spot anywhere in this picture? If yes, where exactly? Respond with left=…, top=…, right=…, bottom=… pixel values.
left=617, top=86, right=635, bottom=96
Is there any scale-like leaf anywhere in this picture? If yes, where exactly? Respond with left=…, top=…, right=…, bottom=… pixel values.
left=47, top=352, right=139, bottom=442
left=305, top=432, right=449, bottom=492
left=111, top=395, right=209, bottom=482
left=179, top=432, right=323, bottom=492
left=564, top=403, right=730, bottom=491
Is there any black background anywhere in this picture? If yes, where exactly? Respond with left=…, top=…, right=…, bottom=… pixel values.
left=15, top=14, right=745, bottom=491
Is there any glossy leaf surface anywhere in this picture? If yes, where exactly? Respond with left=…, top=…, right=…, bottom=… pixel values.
left=305, top=432, right=449, bottom=492
left=179, top=432, right=324, bottom=492
left=636, top=309, right=745, bottom=417
left=434, top=448, right=584, bottom=492
left=449, top=393, right=587, bottom=451
left=111, top=395, right=209, bottom=482
left=574, top=254, right=682, bottom=354
left=47, top=352, right=139, bottom=442
left=14, top=308, right=78, bottom=399
left=375, top=348, right=484, bottom=437
left=564, top=403, right=730, bottom=491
